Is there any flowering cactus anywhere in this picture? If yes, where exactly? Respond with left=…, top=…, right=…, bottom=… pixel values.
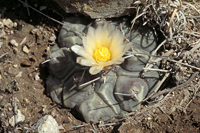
left=71, top=23, right=132, bottom=75
left=46, top=17, right=160, bottom=123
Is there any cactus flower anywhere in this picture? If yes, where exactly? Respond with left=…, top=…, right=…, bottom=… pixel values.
left=71, top=23, right=132, bottom=75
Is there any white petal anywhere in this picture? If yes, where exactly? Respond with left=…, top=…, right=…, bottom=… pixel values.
left=89, top=65, right=104, bottom=75
left=71, top=45, right=93, bottom=60
left=109, top=33, right=124, bottom=57
left=111, top=44, right=124, bottom=59
left=77, top=57, right=96, bottom=66
left=95, top=26, right=105, bottom=47
left=82, top=37, right=95, bottom=55
left=83, top=27, right=97, bottom=54
left=102, top=34, right=112, bottom=47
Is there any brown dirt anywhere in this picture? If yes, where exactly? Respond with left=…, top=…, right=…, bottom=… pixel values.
left=0, top=0, right=200, bottom=133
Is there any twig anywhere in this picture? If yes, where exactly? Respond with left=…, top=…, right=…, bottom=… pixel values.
left=72, top=124, right=89, bottom=128
left=183, top=85, right=200, bottom=113
left=143, top=39, right=167, bottom=74
left=183, top=1, right=200, bottom=14
left=90, top=124, right=97, bottom=133
left=143, top=68, right=171, bottom=73
left=193, top=0, right=200, bottom=8
left=20, top=37, right=27, bottom=45
left=150, top=72, right=199, bottom=99
left=18, top=0, right=64, bottom=25
left=167, top=58, right=200, bottom=71
left=41, top=59, right=50, bottom=64
left=142, top=72, right=170, bottom=102
left=158, top=106, right=172, bottom=121
left=25, top=0, right=30, bottom=16
left=12, top=97, right=18, bottom=128
left=98, top=122, right=118, bottom=127
left=0, top=52, right=9, bottom=58
left=128, top=6, right=140, bottom=37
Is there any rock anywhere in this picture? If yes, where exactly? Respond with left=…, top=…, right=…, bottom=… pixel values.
left=54, top=0, right=135, bottom=18
left=33, top=115, right=60, bottom=133
left=31, top=28, right=40, bottom=34
left=26, top=42, right=35, bottom=47
left=10, top=39, right=18, bottom=47
left=22, top=45, right=29, bottom=53
left=23, top=98, right=29, bottom=103
left=10, top=30, right=14, bottom=34
left=50, top=109, right=58, bottom=118
left=49, top=34, right=56, bottom=42
left=21, top=60, right=31, bottom=67
left=35, top=74, right=40, bottom=80
left=0, top=41, right=3, bottom=48
left=0, top=29, right=5, bottom=38
left=3, top=18, right=13, bottom=28
left=13, top=22, right=17, bottom=27
left=13, top=64, right=18, bottom=68
left=16, top=71, right=23, bottom=78
left=0, top=21, right=3, bottom=28
left=9, top=110, right=25, bottom=127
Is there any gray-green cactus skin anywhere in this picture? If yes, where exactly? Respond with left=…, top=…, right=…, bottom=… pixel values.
left=46, top=17, right=160, bottom=124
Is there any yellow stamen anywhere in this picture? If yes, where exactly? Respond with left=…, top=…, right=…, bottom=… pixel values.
left=93, top=46, right=111, bottom=62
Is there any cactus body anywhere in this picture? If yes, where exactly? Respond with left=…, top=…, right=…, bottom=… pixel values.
left=46, top=17, right=160, bottom=123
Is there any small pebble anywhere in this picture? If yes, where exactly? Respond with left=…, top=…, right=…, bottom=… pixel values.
left=9, top=110, right=25, bottom=127
left=49, top=34, right=56, bottom=42
left=13, top=22, right=17, bottom=27
left=21, top=60, right=31, bottom=67
left=0, top=21, right=3, bottom=28
left=13, top=64, right=18, bottom=68
left=40, top=105, right=48, bottom=114
left=147, top=117, right=152, bottom=120
left=51, top=109, right=57, bottom=118
left=23, top=98, right=29, bottom=104
left=23, top=46, right=29, bottom=53
left=3, top=18, right=13, bottom=28
left=8, top=106, right=13, bottom=111
left=0, top=30, right=5, bottom=38
left=178, top=38, right=181, bottom=43
left=10, top=30, right=14, bottom=34
left=26, top=42, right=35, bottom=47
left=0, top=42, right=3, bottom=48
left=33, top=115, right=59, bottom=133
left=16, top=71, right=22, bottom=78
left=35, top=74, right=40, bottom=80
left=10, top=39, right=18, bottom=47
left=31, top=28, right=39, bottom=34
left=36, top=30, right=41, bottom=36
left=28, top=73, right=33, bottom=78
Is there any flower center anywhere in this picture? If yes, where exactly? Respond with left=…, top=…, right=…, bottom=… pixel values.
left=93, top=46, right=111, bottom=62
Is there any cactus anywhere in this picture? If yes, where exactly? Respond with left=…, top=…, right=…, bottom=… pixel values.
left=46, top=17, right=160, bottom=124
